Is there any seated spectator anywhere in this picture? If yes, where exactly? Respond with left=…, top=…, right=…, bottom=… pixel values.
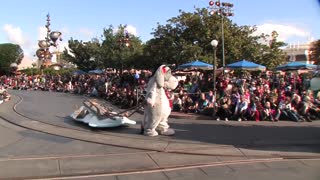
left=314, top=91, right=320, bottom=106
left=195, top=93, right=207, bottom=113
left=172, top=94, right=182, bottom=112
left=234, top=95, right=248, bottom=121
left=278, top=96, right=305, bottom=122
left=206, top=90, right=215, bottom=105
left=182, top=96, right=195, bottom=113
left=216, top=95, right=232, bottom=121
left=262, top=101, right=274, bottom=121
left=247, top=96, right=260, bottom=121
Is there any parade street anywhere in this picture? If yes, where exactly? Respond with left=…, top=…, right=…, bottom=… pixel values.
left=0, top=90, right=318, bottom=179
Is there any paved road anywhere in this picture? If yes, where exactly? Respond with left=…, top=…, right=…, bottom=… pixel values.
left=0, top=90, right=318, bottom=179
left=12, top=90, right=320, bottom=147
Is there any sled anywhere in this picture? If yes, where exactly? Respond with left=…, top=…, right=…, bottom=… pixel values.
left=70, top=99, right=137, bottom=128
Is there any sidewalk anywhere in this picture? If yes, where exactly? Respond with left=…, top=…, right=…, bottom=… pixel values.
left=170, top=111, right=213, bottom=120
left=0, top=115, right=319, bottom=180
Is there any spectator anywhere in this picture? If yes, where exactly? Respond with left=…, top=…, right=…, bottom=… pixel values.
left=234, top=95, right=248, bottom=121
left=172, top=94, right=182, bottom=112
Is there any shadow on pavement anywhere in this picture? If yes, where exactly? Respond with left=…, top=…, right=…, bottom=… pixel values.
left=62, top=113, right=320, bottom=153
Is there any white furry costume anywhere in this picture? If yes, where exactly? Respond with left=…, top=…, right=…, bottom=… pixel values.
left=142, top=65, right=178, bottom=136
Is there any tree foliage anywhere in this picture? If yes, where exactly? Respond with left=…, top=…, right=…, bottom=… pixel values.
left=62, top=38, right=101, bottom=71
left=144, top=8, right=286, bottom=69
left=310, top=39, right=320, bottom=64
left=0, top=43, right=24, bottom=74
left=255, top=31, right=287, bottom=69
left=63, top=25, right=143, bottom=71
left=63, top=8, right=287, bottom=70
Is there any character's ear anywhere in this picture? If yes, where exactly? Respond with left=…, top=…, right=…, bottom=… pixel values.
left=155, top=65, right=165, bottom=88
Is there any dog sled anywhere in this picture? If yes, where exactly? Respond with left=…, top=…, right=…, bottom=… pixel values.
left=70, top=99, right=139, bottom=128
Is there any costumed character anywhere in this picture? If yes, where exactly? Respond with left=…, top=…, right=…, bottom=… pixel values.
left=142, top=65, right=178, bottom=136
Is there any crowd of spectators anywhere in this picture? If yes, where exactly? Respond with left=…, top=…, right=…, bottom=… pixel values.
left=0, top=84, right=10, bottom=104
left=0, top=71, right=149, bottom=109
left=1, top=69, right=319, bottom=122
left=172, top=71, right=320, bottom=122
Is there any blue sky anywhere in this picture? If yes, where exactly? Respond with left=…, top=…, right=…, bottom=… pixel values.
left=0, top=0, right=319, bottom=67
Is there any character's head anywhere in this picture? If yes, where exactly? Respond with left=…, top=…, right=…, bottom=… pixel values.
left=155, top=65, right=178, bottom=90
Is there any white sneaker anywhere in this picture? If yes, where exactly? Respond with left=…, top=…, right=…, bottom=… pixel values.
left=225, top=118, right=229, bottom=121
left=158, top=128, right=175, bottom=136
left=216, top=118, right=220, bottom=121
left=144, top=129, right=159, bottom=137
left=238, top=118, right=242, bottom=122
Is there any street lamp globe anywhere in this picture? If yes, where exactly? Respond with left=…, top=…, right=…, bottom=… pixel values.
left=211, top=39, right=218, bottom=48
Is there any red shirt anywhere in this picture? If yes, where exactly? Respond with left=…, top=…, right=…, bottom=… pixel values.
left=165, top=90, right=173, bottom=109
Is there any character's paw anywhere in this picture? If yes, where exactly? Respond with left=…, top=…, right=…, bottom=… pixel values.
left=144, top=129, right=158, bottom=136
left=158, top=128, right=175, bottom=136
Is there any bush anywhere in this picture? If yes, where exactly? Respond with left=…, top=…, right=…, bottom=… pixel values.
left=20, top=68, right=40, bottom=76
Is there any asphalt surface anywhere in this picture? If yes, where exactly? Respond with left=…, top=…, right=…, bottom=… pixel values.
left=0, top=90, right=319, bottom=179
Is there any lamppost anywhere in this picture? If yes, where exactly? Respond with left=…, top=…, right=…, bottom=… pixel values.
left=36, top=13, right=62, bottom=70
left=209, top=1, right=234, bottom=73
left=211, top=39, right=218, bottom=102
left=117, top=25, right=130, bottom=74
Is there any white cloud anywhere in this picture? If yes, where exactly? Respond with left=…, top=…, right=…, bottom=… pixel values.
left=38, top=26, right=48, bottom=41
left=113, top=24, right=138, bottom=36
left=2, top=24, right=35, bottom=69
left=2, top=24, right=98, bottom=68
left=126, top=25, right=138, bottom=36
left=253, top=23, right=311, bottom=43
left=78, top=28, right=94, bottom=39
left=3, top=24, right=29, bottom=46
left=60, top=27, right=69, bottom=35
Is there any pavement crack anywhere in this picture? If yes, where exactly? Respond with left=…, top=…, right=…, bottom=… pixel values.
left=163, top=142, right=171, bottom=152
left=236, top=147, right=248, bottom=158
left=0, top=136, right=25, bottom=152
left=199, top=167, right=209, bottom=176
left=297, top=159, right=310, bottom=167
left=262, top=162, right=272, bottom=168
left=58, top=159, right=62, bottom=176
left=226, top=165, right=236, bottom=172
left=147, top=153, right=160, bottom=168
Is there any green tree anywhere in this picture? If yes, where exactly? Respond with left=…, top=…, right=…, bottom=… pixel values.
left=63, top=25, right=143, bottom=71
left=144, top=8, right=287, bottom=70
left=100, top=24, right=143, bottom=70
left=62, top=38, right=102, bottom=71
left=256, top=31, right=287, bottom=69
left=0, top=43, right=24, bottom=74
left=309, top=39, right=320, bottom=64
